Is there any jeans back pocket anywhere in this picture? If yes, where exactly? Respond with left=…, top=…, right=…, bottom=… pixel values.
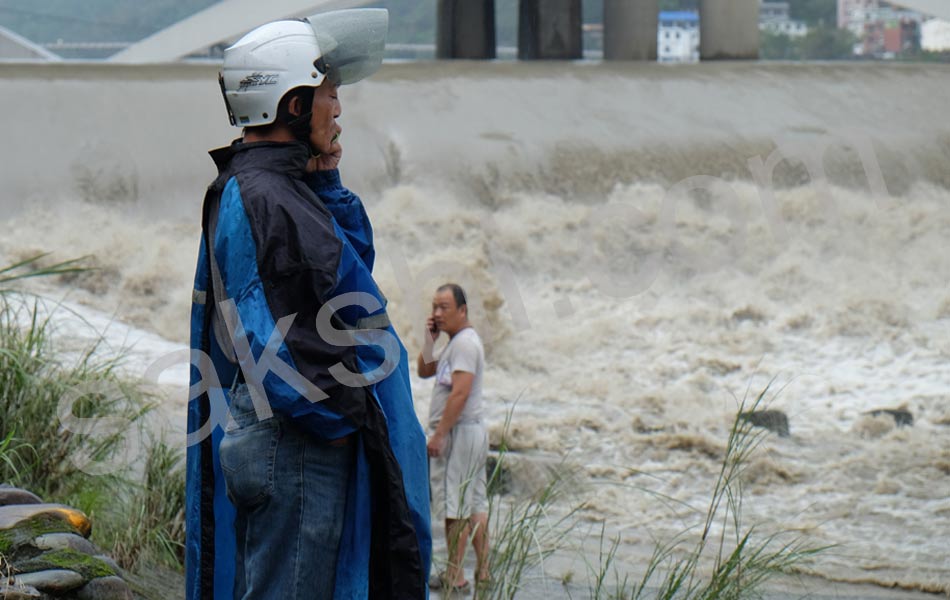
left=219, top=387, right=280, bottom=508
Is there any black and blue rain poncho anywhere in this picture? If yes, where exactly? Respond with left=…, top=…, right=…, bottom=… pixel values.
left=184, top=140, right=431, bottom=599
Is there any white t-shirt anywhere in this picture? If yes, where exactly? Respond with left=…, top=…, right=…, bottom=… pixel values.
left=428, top=327, right=484, bottom=429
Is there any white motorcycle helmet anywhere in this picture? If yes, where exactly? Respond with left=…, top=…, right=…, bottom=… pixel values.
left=219, top=9, right=388, bottom=127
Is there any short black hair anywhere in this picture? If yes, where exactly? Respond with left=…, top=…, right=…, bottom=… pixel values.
left=437, top=283, right=467, bottom=309
left=244, top=86, right=314, bottom=139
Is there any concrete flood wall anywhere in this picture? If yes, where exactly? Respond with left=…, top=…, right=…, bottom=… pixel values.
left=2, top=61, right=949, bottom=218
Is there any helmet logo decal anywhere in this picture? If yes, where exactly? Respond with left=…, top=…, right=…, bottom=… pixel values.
left=238, top=72, right=280, bottom=92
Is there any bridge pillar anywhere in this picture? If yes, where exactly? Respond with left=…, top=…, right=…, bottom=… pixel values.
left=604, top=0, right=659, bottom=60
left=700, top=0, right=760, bottom=60
left=518, top=0, right=583, bottom=60
left=436, top=0, right=496, bottom=59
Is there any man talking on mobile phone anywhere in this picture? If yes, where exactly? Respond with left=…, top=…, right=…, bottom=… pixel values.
left=417, top=283, right=490, bottom=594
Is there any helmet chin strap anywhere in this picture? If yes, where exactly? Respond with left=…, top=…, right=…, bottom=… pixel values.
left=286, top=110, right=317, bottom=153
left=284, top=87, right=318, bottom=154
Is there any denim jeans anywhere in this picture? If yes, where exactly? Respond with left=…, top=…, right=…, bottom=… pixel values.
left=219, top=384, right=354, bottom=599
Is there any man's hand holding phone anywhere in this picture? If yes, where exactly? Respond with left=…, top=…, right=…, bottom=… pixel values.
left=307, top=128, right=343, bottom=172
left=419, top=315, right=440, bottom=366
left=426, top=316, right=440, bottom=342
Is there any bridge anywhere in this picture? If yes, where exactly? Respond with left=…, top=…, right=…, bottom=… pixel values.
left=438, top=0, right=762, bottom=60
left=110, top=0, right=761, bottom=63
left=110, top=0, right=373, bottom=63
left=435, top=0, right=949, bottom=61
left=109, top=0, right=949, bottom=65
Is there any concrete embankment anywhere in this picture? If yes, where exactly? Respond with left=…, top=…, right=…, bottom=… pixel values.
left=2, top=61, right=949, bottom=218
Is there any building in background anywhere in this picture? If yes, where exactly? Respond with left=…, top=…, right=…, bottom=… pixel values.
left=838, top=0, right=924, bottom=56
left=760, top=2, right=808, bottom=37
left=658, top=11, right=699, bottom=62
left=862, top=16, right=919, bottom=56
left=921, top=18, right=950, bottom=51
left=839, top=0, right=881, bottom=35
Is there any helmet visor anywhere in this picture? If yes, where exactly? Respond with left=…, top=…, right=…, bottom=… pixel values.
left=306, top=9, right=388, bottom=86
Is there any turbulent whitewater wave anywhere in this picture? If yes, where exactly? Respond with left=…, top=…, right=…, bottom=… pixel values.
left=2, top=61, right=949, bottom=592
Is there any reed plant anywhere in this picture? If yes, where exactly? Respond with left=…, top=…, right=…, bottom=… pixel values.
left=481, top=468, right=579, bottom=600
left=463, top=405, right=581, bottom=600
left=0, top=430, right=31, bottom=483
left=0, top=293, right=147, bottom=495
left=474, top=385, right=825, bottom=600
left=579, top=383, right=826, bottom=600
left=98, top=437, right=186, bottom=570
left=0, top=253, right=87, bottom=287
left=0, top=255, right=186, bottom=573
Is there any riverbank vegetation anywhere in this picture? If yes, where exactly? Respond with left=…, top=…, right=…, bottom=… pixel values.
left=478, top=386, right=825, bottom=599
left=0, top=256, right=185, bottom=596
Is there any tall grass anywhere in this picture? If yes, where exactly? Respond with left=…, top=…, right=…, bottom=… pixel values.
left=473, top=406, right=582, bottom=600
left=0, top=293, right=147, bottom=498
left=582, top=384, right=826, bottom=600
left=96, top=437, right=186, bottom=570
left=478, top=385, right=826, bottom=600
left=0, top=253, right=87, bottom=287
left=482, top=470, right=579, bottom=600
left=0, top=256, right=185, bottom=572
left=0, top=430, right=31, bottom=482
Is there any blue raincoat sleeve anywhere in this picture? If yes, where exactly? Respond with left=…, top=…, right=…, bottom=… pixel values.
left=306, top=169, right=432, bottom=598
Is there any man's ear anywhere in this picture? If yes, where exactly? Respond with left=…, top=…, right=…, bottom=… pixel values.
left=287, top=93, right=302, bottom=118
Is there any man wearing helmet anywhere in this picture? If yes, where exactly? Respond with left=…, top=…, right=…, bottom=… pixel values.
left=185, top=10, right=431, bottom=600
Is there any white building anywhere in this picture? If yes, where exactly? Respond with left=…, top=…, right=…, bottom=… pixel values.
left=760, top=2, right=809, bottom=37
left=762, top=20, right=809, bottom=36
left=921, top=18, right=950, bottom=51
left=658, top=11, right=699, bottom=63
left=839, top=0, right=880, bottom=35
left=839, top=0, right=924, bottom=36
